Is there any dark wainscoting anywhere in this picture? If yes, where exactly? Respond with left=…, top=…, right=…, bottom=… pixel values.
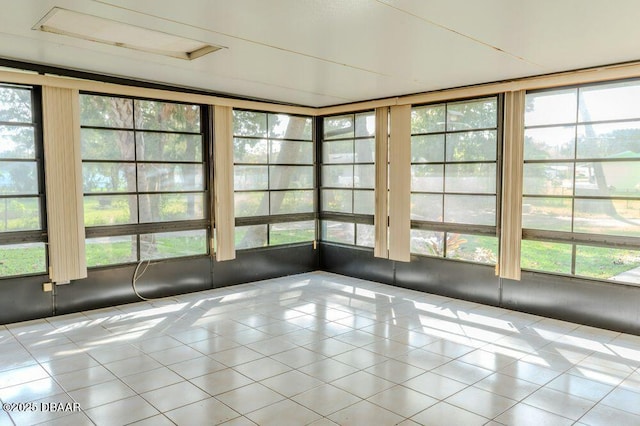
left=319, top=243, right=640, bottom=335
left=211, top=243, right=318, bottom=287
left=0, top=273, right=52, bottom=324
left=502, top=271, right=640, bottom=335
left=3, top=242, right=638, bottom=335
left=1, top=243, right=317, bottom=324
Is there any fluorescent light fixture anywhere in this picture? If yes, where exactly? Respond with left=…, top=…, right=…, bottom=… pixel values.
left=34, top=7, right=223, bottom=60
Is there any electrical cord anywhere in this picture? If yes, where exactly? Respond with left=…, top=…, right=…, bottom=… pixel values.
left=131, top=258, right=181, bottom=303
left=132, top=258, right=155, bottom=301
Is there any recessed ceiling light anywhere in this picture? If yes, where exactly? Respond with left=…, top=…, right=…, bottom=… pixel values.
left=33, top=7, right=223, bottom=60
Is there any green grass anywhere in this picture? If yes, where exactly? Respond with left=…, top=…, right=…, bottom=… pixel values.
left=5, top=225, right=640, bottom=283
left=235, top=222, right=314, bottom=249
left=575, top=245, right=640, bottom=279
left=84, top=197, right=132, bottom=226
left=521, top=240, right=572, bottom=274
left=270, top=227, right=314, bottom=245
left=411, top=232, right=498, bottom=265
left=446, top=234, right=498, bottom=265
left=84, top=196, right=203, bottom=226
left=521, top=240, right=640, bottom=280
left=0, top=245, right=46, bottom=276
left=85, top=233, right=207, bottom=267
left=142, top=234, right=207, bottom=260
left=86, top=239, right=137, bottom=267
left=0, top=199, right=40, bottom=231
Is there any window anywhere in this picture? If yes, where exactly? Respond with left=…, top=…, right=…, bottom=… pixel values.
left=320, top=111, right=375, bottom=247
left=410, top=97, right=500, bottom=264
left=0, top=84, right=46, bottom=278
left=523, top=81, right=640, bottom=284
left=233, top=110, right=314, bottom=249
left=80, top=94, right=208, bottom=267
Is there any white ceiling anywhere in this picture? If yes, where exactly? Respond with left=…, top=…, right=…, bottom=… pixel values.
left=1, top=0, right=640, bottom=107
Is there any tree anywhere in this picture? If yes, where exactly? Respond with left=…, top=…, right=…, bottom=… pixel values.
left=80, top=95, right=203, bottom=259
left=0, top=85, right=39, bottom=232
left=232, top=111, right=313, bottom=248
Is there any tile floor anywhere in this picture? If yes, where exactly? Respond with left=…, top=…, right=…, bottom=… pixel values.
left=0, top=271, right=639, bottom=425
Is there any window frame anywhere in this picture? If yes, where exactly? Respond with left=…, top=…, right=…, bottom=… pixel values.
left=0, top=84, right=48, bottom=278
left=80, top=92, right=210, bottom=268
left=232, top=109, right=316, bottom=250
left=319, top=110, right=376, bottom=248
left=409, top=95, right=504, bottom=264
left=522, top=80, right=640, bottom=282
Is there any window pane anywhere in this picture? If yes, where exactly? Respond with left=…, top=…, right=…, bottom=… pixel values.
left=410, top=229, right=444, bottom=256
left=356, top=223, right=374, bottom=247
left=136, top=132, right=202, bottom=162
left=324, top=115, right=354, bottom=140
left=86, top=236, right=137, bottom=267
left=521, top=240, right=572, bottom=274
left=138, top=193, right=205, bottom=223
left=412, top=165, right=444, bottom=192
left=412, top=104, right=445, bottom=134
left=411, top=193, right=443, bottom=221
left=269, top=166, right=313, bottom=189
left=575, top=161, right=640, bottom=197
left=354, top=190, right=374, bottom=215
left=322, top=220, right=354, bottom=244
left=270, top=141, right=313, bottom=164
left=447, top=97, right=497, bottom=131
left=0, top=126, right=35, bottom=159
left=270, top=220, right=315, bottom=245
left=268, top=114, right=312, bottom=140
left=323, top=140, right=354, bottom=164
left=523, top=163, right=574, bottom=196
left=79, top=93, right=207, bottom=266
left=233, top=111, right=267, bottom=137
left=0, top=87, right=32, bottom=123
left=355, top=112, right=375, bottom=137
left=574, top=199, right=640, bottom=237
left=445, top=164, right=496, bottom=194
left=579, top=81, right=640, bottom=123
left=235, top=191, right=268, bottom=217
left=412, top=135, right=445, bottom=163
left=235, top=165, right=268, bottom=191
left=522, top=82, right=640, bottom=282
left=0, top=243, right=46, bottom=277
left=575, top=245, right=640, bottom=283
left=81, top=129, right=134, bottom=161
left=577, top=122, right=640, bottom=161
left=444, top=195, right=495, bottom=225
left=524, top=126, right=575, bottom=161
left=354, top=138, right=375, bottom=163
left=446, top=234, right=498, bottom=265
left=522, top=197, right=572, bottom=232
left=80, top=95, right=133, bottom=128
left=270, top=190, right=313, bottom=214
left=134, top=100, right=200, bottom=132
left=137, top=164, right=203, bottom=192
left=354, top=165, right=375, bottom=189
left=84, top=195, right=137, bottom=226
left=0, top=161, right=38, bottom=195
left=0, top=197, right=40, bottom=231
left=82, top=163, right=136, bottom=193
left=140, top=229, right=207, bottom=260
left=322, top=165, right=353, bottom=188
left=446, top=130, right=496, bottom=162
left=322, top=189, right=352, bottom=213
left=234, top=138, right=268, bottom=164
left=525, top=89, right=577, bottom=127
left=235, top=225, right=267, bottom=249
